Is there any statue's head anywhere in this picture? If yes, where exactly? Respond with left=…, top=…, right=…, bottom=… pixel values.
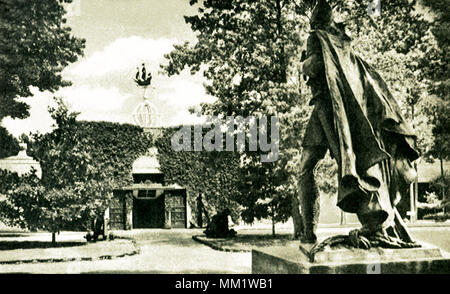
left=310, top=0, right=333, bottom=30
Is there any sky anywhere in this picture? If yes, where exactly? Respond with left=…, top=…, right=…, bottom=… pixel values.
left=2, top=0, right=215, bottom=137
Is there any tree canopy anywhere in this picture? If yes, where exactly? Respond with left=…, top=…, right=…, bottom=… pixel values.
left=161, top=0, right=447, bottom=234
left=161, top=0, right=312, bottom=235
left=0, top=0, right=85, bottom=121
left=155, top=126, right=242, bottom=224
left=0, top=99, right=152, bottom=239
left=0, top=126, right=19, bottom=159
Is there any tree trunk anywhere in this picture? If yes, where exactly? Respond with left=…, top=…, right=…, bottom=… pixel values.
left=340, top=211, right=346, bottom=225
left=275, top=0, right=287, bottom=83
left=440, top=157, right=445, bottom=213
left=291, top=194, right=304, bottom=239
left=51, top=232, right=56, bottom=245
left=411, top=103, right=419, bottom=221
left=271, top=206, right=276, bottom=237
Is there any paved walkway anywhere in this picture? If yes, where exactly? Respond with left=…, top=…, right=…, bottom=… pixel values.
left=0, top=229, right=251, bottom=274
left=0, top=226, right=448, bottom=273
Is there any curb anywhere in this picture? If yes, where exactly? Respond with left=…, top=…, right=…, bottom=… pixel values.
left=192, top=235, right=250, bottom=253
left=0, top=239, right=141, bottom=265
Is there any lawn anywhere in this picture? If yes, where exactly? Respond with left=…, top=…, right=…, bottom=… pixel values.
left=193, top=226, right=450, bottom=255
left=193, top=232, right=296, bottom=252
left=0, top=238, right=138, bottom=264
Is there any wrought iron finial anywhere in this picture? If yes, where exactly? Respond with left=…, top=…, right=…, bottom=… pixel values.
left=134, top=63, right=152, bottom=87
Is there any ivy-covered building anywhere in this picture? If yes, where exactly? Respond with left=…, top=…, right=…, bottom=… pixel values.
left=108, top=147, right=190, bottom=230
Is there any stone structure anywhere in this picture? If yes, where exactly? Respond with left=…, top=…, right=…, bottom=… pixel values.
left=0, top=143, right=41, bottom=178
left=252, top=243, right=450, bottom=274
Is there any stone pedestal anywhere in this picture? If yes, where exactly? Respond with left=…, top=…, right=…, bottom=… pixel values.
left=252, top=242, right=450, bottom=274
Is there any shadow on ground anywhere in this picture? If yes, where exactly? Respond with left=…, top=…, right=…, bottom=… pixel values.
left=0, top=241, right=86, bottom=250
left=0, top=233, right=30, bottom=238
left=194, top=233, right=294, bottom=252
left=82, top=270, right=241, bottom=274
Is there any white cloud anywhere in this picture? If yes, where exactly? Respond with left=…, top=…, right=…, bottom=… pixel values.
left=168, top=111, right=207, bottom=127
left=1, top=88, right=55, bottom=137
left=1, top=85, right=133, bottom=137
left=59, top=86, right=130, bottom=113
left=157, top=75, right=216, bottom=108
left=2, top=36, right=219, bottom=137
left=59, top=85, right=134, bottom=124
left=69, top=36, right=176, bottom=78
left=66, top=36, right=217, bottom=127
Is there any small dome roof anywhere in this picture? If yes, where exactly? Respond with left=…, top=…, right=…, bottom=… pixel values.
left=132, top=147, right=161, bottom=174
left=0, top=143, right=42, bottom=177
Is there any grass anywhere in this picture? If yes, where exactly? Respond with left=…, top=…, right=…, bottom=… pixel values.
left=0, top=241, right=85, bottom=250
left=0, top=239, right=138, bottom=264
left=423, top=212, right=450, bottom=222
left=194, top=232, right=296, bottom=252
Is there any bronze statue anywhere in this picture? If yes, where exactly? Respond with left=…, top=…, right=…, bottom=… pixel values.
left=204, top=208, right=237, bottom=238
left=298, top=0, right=420, bottom=250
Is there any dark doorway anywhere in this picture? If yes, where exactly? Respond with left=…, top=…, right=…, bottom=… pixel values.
left=132, top=195, right=165, bottom=228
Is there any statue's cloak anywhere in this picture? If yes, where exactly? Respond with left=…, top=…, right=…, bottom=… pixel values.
left=313, top=30, right=419, bottom=214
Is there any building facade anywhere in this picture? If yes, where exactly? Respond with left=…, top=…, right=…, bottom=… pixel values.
left=108, top=149, right=190, bottom=230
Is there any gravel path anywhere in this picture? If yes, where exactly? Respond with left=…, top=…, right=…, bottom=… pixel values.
left=0, top=226, right=448, bottom=273
left=0, top=229, right=251, bottom=273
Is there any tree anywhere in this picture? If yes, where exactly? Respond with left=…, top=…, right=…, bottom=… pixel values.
left=0, top=0, right=85, bottom=121
left=420, top=0, right=450, bottom=197
left=426, top=97, right=450, bottom=201
left=0, top=169, right=85, bottom=244
left=332, top=0, right=437, bottom=151
left=0, top=168, right=19, bottom=195
left=237, top=155, right=292, bottom=236
left=162, top=0, right=447, bottom=235
left=33, top=98, right=153, bottom=220
left=162, top=0, right=309, bottom=238
left=154, top=126, right=242, bottom=225
left=341, top=0, right=449, bottom=209
left=0, top=99, right=152, bottom=242
left=0, top=126, right=20, bottom=159
left=419, top=0, right=449, bottom=99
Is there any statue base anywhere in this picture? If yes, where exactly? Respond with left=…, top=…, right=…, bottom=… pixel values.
left=252, top=242, right=450, bottom=274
